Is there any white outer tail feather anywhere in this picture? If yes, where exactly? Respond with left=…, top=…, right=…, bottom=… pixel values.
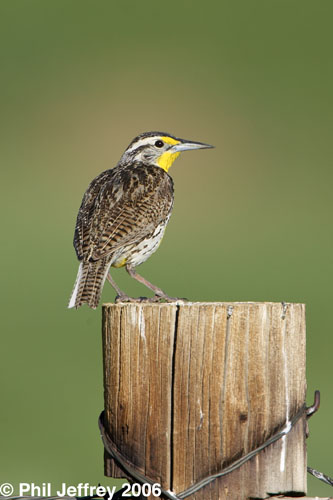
left=68, top=259, right=113, bottom=309
left=68, top=262, right=83, bottom=309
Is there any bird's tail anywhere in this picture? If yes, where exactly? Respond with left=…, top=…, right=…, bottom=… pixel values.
left=68, top=257, right=112, bottom=309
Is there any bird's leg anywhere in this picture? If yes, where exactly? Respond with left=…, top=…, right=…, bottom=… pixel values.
left=126, top=265, right=179, bottom=302
left=107, top=273, right=135, bottom=303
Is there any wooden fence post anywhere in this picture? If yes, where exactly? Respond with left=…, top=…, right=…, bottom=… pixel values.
left=101, top=302, right=307, bottom=499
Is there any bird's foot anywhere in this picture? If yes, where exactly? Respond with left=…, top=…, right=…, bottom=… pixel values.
left=115, top=294, right=140, bottom=303
left=153, top=294, right=189, bottom=303
left=114, top=294, right=188, bottom=304
left=114, top=295, right=164, bottom=303
left=135, top=295, right=172, bottom=303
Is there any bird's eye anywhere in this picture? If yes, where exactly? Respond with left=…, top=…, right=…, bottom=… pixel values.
left=155, top=140, right=164, bottom=148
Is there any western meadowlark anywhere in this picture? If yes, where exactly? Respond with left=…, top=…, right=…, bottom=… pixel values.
left=68, top=131, right=213, bottom=309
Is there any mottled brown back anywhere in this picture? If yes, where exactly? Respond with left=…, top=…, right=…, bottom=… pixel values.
left=74, top=163, right=174, bottom=261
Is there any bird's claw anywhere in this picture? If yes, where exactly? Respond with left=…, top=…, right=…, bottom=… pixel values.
left=114, top=295, right=164, bottom=303
left=115, top=294, right=138, bottom=303
left=153, top=294, right=189, bottom=303
left=114, top=295, right=188, bottom=304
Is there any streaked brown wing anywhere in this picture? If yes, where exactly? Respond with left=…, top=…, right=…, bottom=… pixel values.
left=74, top=165, right=173, bottom=262
left=73, top=169, right=112, bottom=259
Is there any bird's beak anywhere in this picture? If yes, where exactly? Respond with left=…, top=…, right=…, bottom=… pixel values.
left=171, top=140, right=214, bottom=152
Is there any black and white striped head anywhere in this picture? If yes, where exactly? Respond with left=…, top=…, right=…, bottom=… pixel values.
left=118, top=131, right=214, bottom=172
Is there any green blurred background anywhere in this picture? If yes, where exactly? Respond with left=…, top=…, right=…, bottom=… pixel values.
left=1, top=0, right=332, bottom=496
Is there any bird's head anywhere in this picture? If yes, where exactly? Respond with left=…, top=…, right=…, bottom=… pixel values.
left=119, top=131, right=214, bottom=172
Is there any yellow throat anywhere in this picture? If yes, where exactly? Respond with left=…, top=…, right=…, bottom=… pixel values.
left=157, top=151, right=180, bottom=172
left=157, top=136, right=181, bottom=172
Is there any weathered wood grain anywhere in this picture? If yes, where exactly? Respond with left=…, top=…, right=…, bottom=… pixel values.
left=103, top=304, right=178, bottom=485
left=102, top=302, right=306, bottom=500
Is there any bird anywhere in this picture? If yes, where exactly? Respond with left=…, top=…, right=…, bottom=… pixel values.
left=68, top=131, right=213, bottom=309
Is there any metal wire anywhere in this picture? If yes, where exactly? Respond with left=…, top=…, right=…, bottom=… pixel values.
left=99, top=405, right=306, bottom=499
left=307, top=466, right=333, bottom=487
